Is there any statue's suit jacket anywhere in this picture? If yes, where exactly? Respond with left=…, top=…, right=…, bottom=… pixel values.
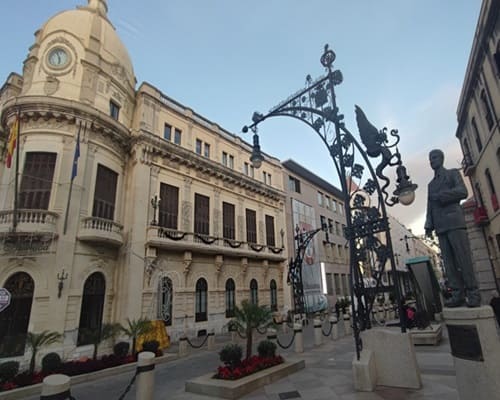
left=424, top=167, right=468, bottom=235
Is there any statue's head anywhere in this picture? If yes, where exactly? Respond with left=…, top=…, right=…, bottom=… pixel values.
left=429, top=149, right=444, bottom=171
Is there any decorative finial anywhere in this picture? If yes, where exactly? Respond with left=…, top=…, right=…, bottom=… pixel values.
left=88, top=0, right=108, bottom=15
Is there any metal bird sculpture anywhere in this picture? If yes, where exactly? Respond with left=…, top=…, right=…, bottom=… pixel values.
left=355, top=105, right=401, bottom=204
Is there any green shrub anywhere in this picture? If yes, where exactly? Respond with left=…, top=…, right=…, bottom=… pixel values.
left=257, top=340, right=277, bottom=358
left=219, top=344, right=242, bottom=368
left=0, top=361, right=19, bottom=383
left=41, top=352, right=62, bottom=374
left=142, top=340, right=159, bottom=354
left=113, top=341, right=130, bottom=357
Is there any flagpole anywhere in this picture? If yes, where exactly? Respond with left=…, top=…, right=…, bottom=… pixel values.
left=12, top=108, right=21, bottom=232
left=63, top=121, right=83, bottom=235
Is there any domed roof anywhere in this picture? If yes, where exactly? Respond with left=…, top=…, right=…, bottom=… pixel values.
left=39, top=0, right=135, bottom=87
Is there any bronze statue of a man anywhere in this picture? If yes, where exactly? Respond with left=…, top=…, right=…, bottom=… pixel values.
left=424, top=149, right=480, bottom=307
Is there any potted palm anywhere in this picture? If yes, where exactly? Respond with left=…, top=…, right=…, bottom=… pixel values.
left=26, top=331, right=63, bottom=375
left=120, top=317, right=153, bottom=357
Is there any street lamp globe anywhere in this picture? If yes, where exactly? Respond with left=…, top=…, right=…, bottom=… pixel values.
left=398, top=188, right=416, bottom=206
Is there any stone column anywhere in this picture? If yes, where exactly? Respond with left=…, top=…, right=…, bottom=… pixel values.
left=40, top=374, right=72, bottom=399
left=207, top=332, right=215, bottom=350
left=330, top=315, right=338, bottom=340
left=443, top=306, right=500, bottom=400
left=313, top=317, right=322, bottom=346
left=294, top=323, right=303, bottom=353
left=136, top=351, right=155, bottom=400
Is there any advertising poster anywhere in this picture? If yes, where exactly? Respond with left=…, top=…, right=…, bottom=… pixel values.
left=291, top=199, right=328, bottom=313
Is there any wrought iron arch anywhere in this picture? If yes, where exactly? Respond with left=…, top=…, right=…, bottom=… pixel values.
left=243, top=44, right=418, bottom=359
left=250, top=278, right=258, bottom=305
left=225, top=278, right=236, bottom=318
left=195, top=278, right=208, bottom=322
left=158, top=276, right=173, bottom=325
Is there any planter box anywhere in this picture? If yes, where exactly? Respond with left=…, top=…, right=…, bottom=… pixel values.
left=185, top=359, right=305, bottom=399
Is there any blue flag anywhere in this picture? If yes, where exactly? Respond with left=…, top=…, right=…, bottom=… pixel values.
left=71, top=123, right=81, bottom=181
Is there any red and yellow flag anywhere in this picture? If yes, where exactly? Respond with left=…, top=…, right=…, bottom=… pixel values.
left=5, top=116, right=19, bottom=168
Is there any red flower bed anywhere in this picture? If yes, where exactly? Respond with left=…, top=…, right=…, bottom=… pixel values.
left=0, top=355, right=136, bottom=392
left=213, top=355, right=284, bottom=380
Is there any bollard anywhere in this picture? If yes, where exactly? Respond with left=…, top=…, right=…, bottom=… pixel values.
left=136, top=351, right=155, bottom=400
left=343, top=314, right=351, bottom=335
left=179, top=336, right=189, bottom=357
left=267, top=327, right=277, bottom=343
left=329, top=315, right=338, bottom=340
left=40, top=374, right=71, bottom=400
left=293, top=323, right=303, bottom=353
left=313, top=317, right=322, bottom=346
left=207, top=331, right=215, bottom=350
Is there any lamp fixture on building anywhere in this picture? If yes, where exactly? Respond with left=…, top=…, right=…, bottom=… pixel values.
left=57, top=269, right=68, bottom=298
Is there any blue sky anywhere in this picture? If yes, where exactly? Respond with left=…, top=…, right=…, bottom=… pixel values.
left=0, top=0, right=481, bottom=234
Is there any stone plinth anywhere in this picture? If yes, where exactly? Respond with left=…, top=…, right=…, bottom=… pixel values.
left=185, top=359, right=305, bottom=399
left=443, top=306, right=500, bottom=400
left=410, top=323, right=442, bottom=345
left=353, top=328, right=421, bottom=391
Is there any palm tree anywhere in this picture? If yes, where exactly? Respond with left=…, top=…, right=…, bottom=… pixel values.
left=230, top=300, right=273, bottom=359
left=26, top=331, right=63, bottom=375
left=120, top=317, right=153, bottom=357
left=82, top=323, right=123, bottom=360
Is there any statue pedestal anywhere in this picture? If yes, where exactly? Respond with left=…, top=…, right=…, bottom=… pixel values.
left=443, top=306, right=500, bottom=400
left=352, top=328, right=421, bottom=391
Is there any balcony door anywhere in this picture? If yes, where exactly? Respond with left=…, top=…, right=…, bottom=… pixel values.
left=92, top=164, right=118, bottom=220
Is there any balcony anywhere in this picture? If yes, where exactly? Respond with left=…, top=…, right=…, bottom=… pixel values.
left=473, top=206, right=489, bottom=226
left=146, top=226, right=286, bottom=261
left=0, top=209, right=59, bottom=235
left=78, top=217, right=124, bottom=247
left=461, top=154, right=476, bottom=176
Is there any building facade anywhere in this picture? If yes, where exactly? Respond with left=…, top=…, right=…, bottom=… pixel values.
left=281, top=159, right=349, bottom=311
left=0, top=0, right=287, bottom=367
left=455, top=0, right=500, bottom=291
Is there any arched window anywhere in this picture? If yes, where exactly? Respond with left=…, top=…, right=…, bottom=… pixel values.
left=485, top=169, right=499, bottom=211
left=225, top=279, right=236, bottom=318
left=250, top=279, right=258, bottom=305
left=270, top=280, right=278, bottom=311
left=226, top=278, right=235, bottom=318
left=480, top=90, right=494, bottom=130
left=195, top=278, right=208, bottom=322
left=78, top=272, right=106, bottom=346
left=471, top=118, right=483, bottom=153
left=158, top=276, right=173, bottom=326
left=0, top=272, right=34, bottom=357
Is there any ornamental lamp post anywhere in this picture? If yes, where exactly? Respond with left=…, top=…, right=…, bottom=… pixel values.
left=242, top=44, right=417, bottom=359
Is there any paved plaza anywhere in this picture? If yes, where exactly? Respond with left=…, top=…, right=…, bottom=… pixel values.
left=21, top=321, right=460, bottom=400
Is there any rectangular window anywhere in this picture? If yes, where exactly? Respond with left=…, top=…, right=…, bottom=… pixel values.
left=320, top=215, right=327, bottom=231
left=288, top=176, right=301, bottom=193
left=222, top=202, right=235, bottom=240
left=19, top=152, right=57, bottom=210
left=265, top=215, right=275, bottom=247
left=246, top=209, right=257, bottom=244
left=164, top=124, right=172, bottom=141
left=92, top=164, right=118, bottom=220
left=222, top=152, right=228, bottom=166
left=244, top=162, right=249, bottom=176
left=249, top=165, right=254, bottom=178
left=326, top=273, right=334, bottom=295
left=325, top=196, right=331, bottom=209
left=318, top=191, right=324, bottom=206
left=204, top=143, right=210, bottom=158
left=338, top=203, right=343, bottom=215
left=332, top=200, right=337, bottom=212
left=334, top=273, right=341, bottom=296
left=328, top=218, right=334, bottom=235
left=194, top=193, right=210, bottom=235
left=335, top=221, right=341, bottom=235
left=110, top=101, right=120, bottom=120
left=228, top=155, right=234, bottom=169
left=338, top=244, right=343, bottom=260
left=195, top=139, right=202, bottom=155
left=174, top=128, right=182, bottom=145
left=159, top=183, right=179, bottom=229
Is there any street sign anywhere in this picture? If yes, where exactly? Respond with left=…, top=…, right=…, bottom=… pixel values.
left=0, top=288, right=11, bottom=312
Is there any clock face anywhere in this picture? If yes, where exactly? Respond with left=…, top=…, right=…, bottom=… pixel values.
left=47, top=48, right=69, bottom=67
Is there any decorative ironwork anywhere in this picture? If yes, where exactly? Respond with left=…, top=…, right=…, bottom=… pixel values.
left=0, top=232, right=56, bottom=255
left=287, top=226, right=323, bottom=316
left=243, top=44, right=417, bottom=359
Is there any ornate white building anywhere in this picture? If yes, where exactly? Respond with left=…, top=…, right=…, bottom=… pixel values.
left=0, top=0, right=288, bottom=365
